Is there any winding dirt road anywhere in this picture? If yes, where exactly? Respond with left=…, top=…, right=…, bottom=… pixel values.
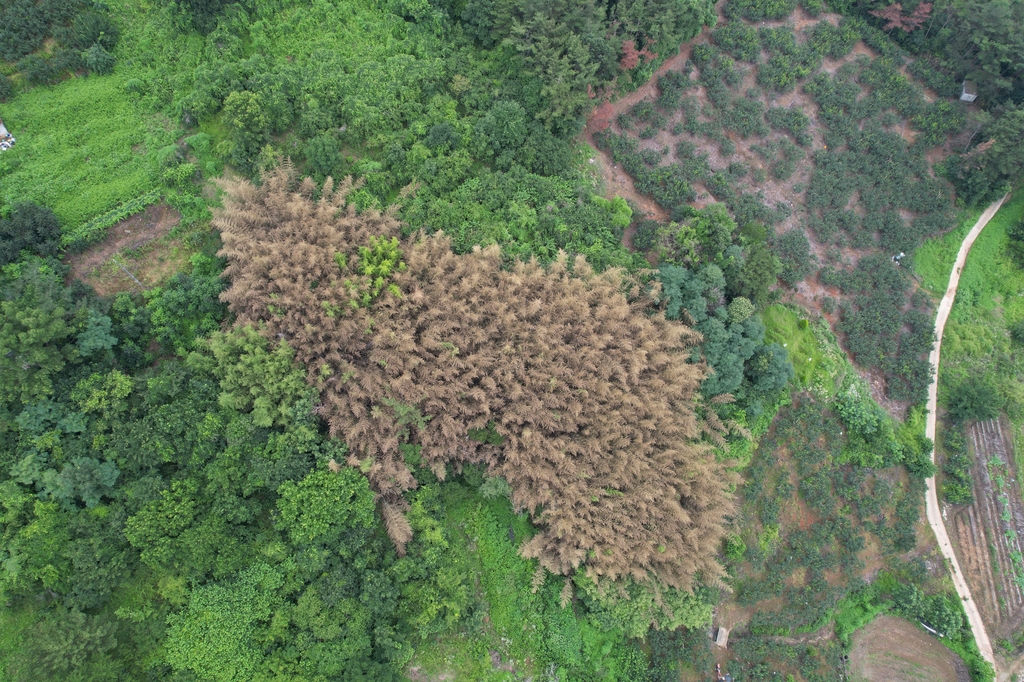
left=925, top=193, right=1009, bottom=671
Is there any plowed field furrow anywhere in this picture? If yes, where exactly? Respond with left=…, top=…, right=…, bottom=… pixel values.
left=968, top=421, right=1024, bottom=619
left=973, top=506, right=1003, bottom=618
left=1004, top=529, right=1024, bottom=603
left=1008, top=537, right=1024, bottom=607
left=962, top=506, right=999, bottom=620
left=980, top=480, right=1021, bottom=607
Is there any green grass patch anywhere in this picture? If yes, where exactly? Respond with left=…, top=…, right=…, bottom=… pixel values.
left=762, top=304, right=849, bottom=400
left=0, top=603, right=40, bottom=674
left=0, top=76, right=175, bottom=230
left=954, top=193, right=1024, bottom=316
left=409, top=482, right=646, bottom=681
left=939, top=192, right=1024, bottom=396
left=833, top=583, right=891, bottom=646
left=938, top=192, right=1024, bottom=509
left=914, top=205, right=987, bottom=296
left=762, top=304, right=823, bottom=387
left=411, top=628, right=519, bottom=681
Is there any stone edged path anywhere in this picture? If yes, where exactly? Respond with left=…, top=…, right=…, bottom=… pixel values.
left=925, top=193, right=1009, bottom=670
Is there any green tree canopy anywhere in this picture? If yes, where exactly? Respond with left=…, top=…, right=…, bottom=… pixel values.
left=275, top=466, right=376, bottom=551
left=188, top=326, right=313, bottom=428
left=0, top=264, right=105, bottom=404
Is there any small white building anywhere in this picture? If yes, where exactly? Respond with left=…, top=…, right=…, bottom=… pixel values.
left=715, top=626, right=730, bottom=647
left=960, top=80, right=978, bottom=103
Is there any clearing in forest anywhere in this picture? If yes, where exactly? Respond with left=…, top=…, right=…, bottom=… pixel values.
left=64, top=204, right=186, bottom=296
left=848, top=615, right=969, bottom=682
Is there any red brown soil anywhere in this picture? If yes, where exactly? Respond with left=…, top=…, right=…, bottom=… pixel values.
left=65, top=203, right=183, bottom=296
left=581, top=3, right=961, bottom=420
left=848, top=615, right=969, bottom=682
left=581, top=6, right=878, bottom=249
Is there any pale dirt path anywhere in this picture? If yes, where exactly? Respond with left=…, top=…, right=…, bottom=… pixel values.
left=925, top=193, right=1009, bottom=672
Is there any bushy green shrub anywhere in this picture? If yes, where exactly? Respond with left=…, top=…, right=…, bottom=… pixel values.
left=727, top=161, right=750, bottom=181
left=690, top=43, right=719, bottom=67
left=772, top=138, right=804, bottom=180
left=912, top=100, right=966, bottom=148
left=858, top=58, right=925, bottom=119
left=907, top=57, right=960, bottom=99
left=575, top=574, right=714, bottom=639
left=72, top=11, right=119, bottom=51
left=941, top=427, right=973, bottom=505
left=712, top=22, right=762, bottom=63
left=0, top=202, right=62, bottom=266
left=757, top=48, right=822, bottom=92
left=656, top=67, right=693, bottom=111
left=1, top=0, right=117, bottom=81
left=801, top=0, right=824, bottom=15
left=833, top=255, right=934, bottom=402
left=82, top=43, right=115, bottom=75
left=0, top=74, right=13, bottom=102
left=808, top=19, right=859, bottom=59
left=630, top=100, right=658, bottom=123
left=0, top=0, right=48, bottom=61
left=649, top=626, right=715, bottom=682
left=772, top=230, right=812, bottom=285
left=766, top=106, right=811, bottom=145
left=1010, top=317, right=1024, bottom=344
left=721, top=96, right=769, bottom=138
left=725, top=0, right=798, bottom=21
left=947, top=381, right=1002, bottom=424
left=633, top=218, right=662, bottom=251
left=758, top=26, right=797, bottom=56
left=145, top=253, right=228, bottom=355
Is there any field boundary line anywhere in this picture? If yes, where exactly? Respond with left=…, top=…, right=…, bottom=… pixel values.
left=925, top=193, right=1009, bottom=670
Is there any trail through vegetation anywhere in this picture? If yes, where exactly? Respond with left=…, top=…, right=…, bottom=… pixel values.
left=924, top=192, right=1009, bottom=668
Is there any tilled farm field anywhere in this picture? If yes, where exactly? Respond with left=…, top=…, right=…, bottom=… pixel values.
left=949, top=418, right=1024, bottom=645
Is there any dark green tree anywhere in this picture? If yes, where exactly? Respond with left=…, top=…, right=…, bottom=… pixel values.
left=730, top=241, right=782, bottom=305
left=0, top=264, right=90, bottom=404
left=9, top=607, right=119, bottom=680
left=222, top=90, right=272, bottom=174
left=947, top=380, right=1002, bottom=423
left=0, top=202, right=62, bottom=266
left=614, top=0, right=716, bottom=51
left=772, top=230, right=813, bottom=286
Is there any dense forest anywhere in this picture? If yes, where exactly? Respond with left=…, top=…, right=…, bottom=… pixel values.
left=1, top=0, right=1023, bottom=679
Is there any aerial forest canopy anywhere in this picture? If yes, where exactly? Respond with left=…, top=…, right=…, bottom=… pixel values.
left=215, top=166, right=737, bottom=589
left=8, top=0, right=1024, bottom=675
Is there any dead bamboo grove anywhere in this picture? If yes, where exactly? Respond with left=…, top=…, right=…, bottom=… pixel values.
left=214, top=165, right=737, bottom=589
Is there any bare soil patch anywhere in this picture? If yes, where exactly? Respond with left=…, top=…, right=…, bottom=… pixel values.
left=65, top=203, right=184, bottom=296
left=848, top=615, right=969, bottom=682
left=584, top=42, right=698, bottom=223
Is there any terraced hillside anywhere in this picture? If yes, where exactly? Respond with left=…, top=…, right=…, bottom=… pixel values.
left=587, top=3, right=965, bottom=411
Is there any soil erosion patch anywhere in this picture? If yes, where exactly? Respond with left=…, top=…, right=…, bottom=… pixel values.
left=848, top=615, right=968, bottom=682
left=65, top=203, right=182, bottom=296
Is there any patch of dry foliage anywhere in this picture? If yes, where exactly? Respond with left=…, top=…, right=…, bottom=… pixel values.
left=215, top=165, right=736, bottom=588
